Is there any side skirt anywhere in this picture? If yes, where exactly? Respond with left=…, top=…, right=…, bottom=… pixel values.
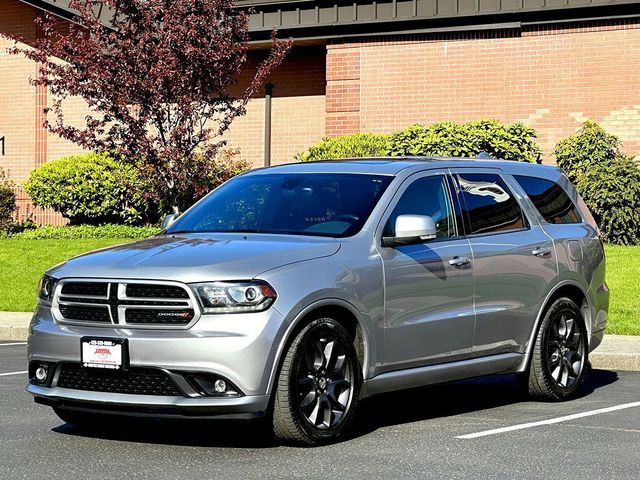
left=362, top=353, right=522, bottom=398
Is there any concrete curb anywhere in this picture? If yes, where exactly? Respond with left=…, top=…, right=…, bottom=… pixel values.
left=0, top=312, right=31, bottom=342
left=1, top=312, right=638, bottom=370
left=589, top=335, right=640, bottom=372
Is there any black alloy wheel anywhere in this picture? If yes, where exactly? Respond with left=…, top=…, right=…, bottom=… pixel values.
left=273, top=317, right=361, bottom=445
left=526, top=297, right=589, bottom=400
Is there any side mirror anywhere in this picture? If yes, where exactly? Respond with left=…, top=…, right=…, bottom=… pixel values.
left=161, top=213, right=179, bottom=230
left=382, top=214, right=437, bottom=247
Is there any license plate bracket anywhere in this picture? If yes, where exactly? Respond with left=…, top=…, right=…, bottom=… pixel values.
left=81, top=337, right=129, bottom=371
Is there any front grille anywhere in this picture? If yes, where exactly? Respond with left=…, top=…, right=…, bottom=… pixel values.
left=126, top=284, right=189, bottom=299
left=53, top=280, right=199, bottom=328
left=125, top=308, right=194, bottom=325
left=61, top=282, right=108, bottom=297
left=56, top=364, right=182, bottom=396
left=59, top=305, right=111, bottom=323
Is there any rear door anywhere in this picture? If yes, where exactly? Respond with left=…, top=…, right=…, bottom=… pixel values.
left=452, top=170, right=558, bottom=357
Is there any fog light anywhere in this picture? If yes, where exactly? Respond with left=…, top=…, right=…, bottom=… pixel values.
left=35, top=365, right=48, bottom=383
left=214, top=379, right=227, bottom=394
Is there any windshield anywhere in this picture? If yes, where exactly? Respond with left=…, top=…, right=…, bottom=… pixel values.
left=166, top=173, right=393, bottom=238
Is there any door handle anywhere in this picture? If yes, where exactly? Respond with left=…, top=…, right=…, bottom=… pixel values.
left=449, top=256, right=471, bottom=267
left=532, top=246, right=552, bottom=257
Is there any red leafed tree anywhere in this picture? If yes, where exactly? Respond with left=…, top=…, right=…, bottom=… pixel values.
left=7, top=0, right=290, bottom=212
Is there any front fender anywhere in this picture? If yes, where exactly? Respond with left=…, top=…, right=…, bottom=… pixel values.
left=258, top=254, right=384, bottom=395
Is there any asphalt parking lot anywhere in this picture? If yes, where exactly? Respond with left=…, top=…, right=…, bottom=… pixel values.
left=2, top=341, right=639, bottom=480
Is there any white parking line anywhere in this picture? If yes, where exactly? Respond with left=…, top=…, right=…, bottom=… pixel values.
left=457, top=401, right=640, bottom=439
left=0, top=342, right=27, bottom=347
left=0, top=371, right=28, bottom=377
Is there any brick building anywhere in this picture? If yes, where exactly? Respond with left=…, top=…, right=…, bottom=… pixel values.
left=2, top=0, right=640, bottom=224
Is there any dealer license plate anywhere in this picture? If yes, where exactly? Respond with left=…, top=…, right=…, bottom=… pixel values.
left=81, top=338, right=126, bottom=370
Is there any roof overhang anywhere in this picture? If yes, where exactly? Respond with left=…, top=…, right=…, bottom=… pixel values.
left=18, top=0, right=640, bottom=44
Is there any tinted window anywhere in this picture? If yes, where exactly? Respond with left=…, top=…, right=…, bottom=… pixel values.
left=167, top=173, right=393, bottom=238
left=383, top=175, right=456, bottom=239
left=514, top=175, right=581, bottom=224
left=456, top=173, right=526, bottom=235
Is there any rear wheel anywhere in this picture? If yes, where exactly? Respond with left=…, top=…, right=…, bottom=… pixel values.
left=272, top=317, right=362, bottom=445
left=526, top=297, right=588, bottom=400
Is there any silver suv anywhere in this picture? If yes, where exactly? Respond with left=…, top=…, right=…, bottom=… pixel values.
left=28, top=158, right=609, bottom=445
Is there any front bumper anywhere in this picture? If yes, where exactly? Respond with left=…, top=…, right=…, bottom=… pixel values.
left=28, top=384, right=270, bottom=419
left=27, top=305, right=286, bottom=418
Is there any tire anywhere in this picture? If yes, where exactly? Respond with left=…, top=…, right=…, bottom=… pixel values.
left=272, top=317, right=362, bottom=445
left=526, top=297, right=589, bottom=401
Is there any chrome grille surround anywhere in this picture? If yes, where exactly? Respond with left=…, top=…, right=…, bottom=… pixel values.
left=51, top=279, right=201, bottom=329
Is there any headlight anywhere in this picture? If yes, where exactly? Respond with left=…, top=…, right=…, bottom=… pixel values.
left=191, top=281, right=277, bottom=313
left=38, top=275, right=58, bottom=303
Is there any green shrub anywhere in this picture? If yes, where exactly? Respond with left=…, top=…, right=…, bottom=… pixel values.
left=575, top=156, right=640, bottom=245
left=208, top=148, right=251, bottom=186
left=554, top=120, right=622, bottom=183
left=553, top=121, right=640, bottom=245
left=159, top=148, right=251, bottom=214
left=0, top=168, right=16, bottom=228
left=24, top=153, right=152, bottom=225
left=385, top=120, right=542, bottom=163
left=296, top=133, right=389, bottom=161
left=4, top=224, right=160, bottom=240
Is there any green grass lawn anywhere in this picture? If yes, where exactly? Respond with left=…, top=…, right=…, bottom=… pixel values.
left=603, top=245, right=640, bottom=335
left=0, top=238, right=132, bottom=312
left=0, top=239, right=638, bottom=335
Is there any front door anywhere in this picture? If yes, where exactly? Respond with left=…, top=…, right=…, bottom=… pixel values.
left=378, top=172, right=475, bottom=372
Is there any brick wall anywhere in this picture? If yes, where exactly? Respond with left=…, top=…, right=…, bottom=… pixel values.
left=4, top=0, right=640, bottom=226
left=0, top=0, right=327, bottom=225
left=0, top=0, right=37, bottom=221
left=326, top=19, right=640, bottom=161
left=226, top=46, right=326, bottom=167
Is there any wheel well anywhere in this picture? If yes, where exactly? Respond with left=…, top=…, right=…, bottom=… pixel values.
left=287, top=305, right=366, bottom=370
left=518, top=283, right=590, bottom=374
left=539, top=283, right=591, bottom=337
left=546, top=284, right=588, bottom=313
left=266, top=304, right=367, bottom=411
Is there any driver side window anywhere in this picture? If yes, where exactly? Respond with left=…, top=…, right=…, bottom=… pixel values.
left=383, top=175, right=456, bottom=238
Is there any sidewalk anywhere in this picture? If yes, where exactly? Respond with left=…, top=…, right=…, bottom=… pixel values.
left=1, top=311, right=638, bottom=370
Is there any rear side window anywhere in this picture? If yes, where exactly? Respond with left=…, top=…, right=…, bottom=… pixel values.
left=456, top=173, right=527, bottom=235
left=513, top=175, right=581, bottom=225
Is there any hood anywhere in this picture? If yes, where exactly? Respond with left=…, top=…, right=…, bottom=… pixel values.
left=47, top=233, right=341, bottom=282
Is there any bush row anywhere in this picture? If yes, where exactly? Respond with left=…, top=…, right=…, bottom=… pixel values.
left=298, top=120, right=542, bottom=163
left=2, top=224, right=160, bottom=240
left=301, top=119, right=639, bottom=245
left=554, top=121, right=640, bottom=245
left=21, top=149, right=249, bottom=227
left=6, top=119, right=640, bottom=245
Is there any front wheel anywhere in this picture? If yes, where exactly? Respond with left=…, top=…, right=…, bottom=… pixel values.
left=526, top=297, right=589, bottom=400
left=272, top=317, right=362, bottom=445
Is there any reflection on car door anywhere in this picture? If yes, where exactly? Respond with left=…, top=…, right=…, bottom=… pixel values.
left=378, top=172, right=475, bottom=372
left=453, top=171, right=558, bottom=357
